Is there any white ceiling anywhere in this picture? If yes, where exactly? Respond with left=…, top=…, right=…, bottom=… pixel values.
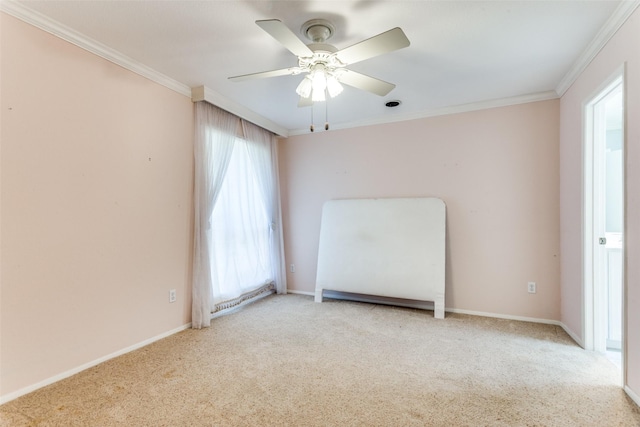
left=3, top=1, right=637, bottom=136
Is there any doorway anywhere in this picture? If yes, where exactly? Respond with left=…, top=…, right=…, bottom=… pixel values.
left=583, top=70, right=624, bottom=379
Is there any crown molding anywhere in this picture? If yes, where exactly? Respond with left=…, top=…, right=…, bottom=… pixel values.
left=1, top=1, right=288, bottom=136
left=0, top=1, right=289, bottom=136
left=556, top=0, right=640, bottom=96
left=4, top=0, right=634, bottom=137
left=0, top=0, right=192, bottom=97
left=192, top=86, right=289, bottom=137
left=288, top=90, right=559, bottom=136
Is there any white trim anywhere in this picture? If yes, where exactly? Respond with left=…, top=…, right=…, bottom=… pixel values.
left=4, top=0, right=637, bottom=136
left=624, top=385, right=640, bottom=407
left=583, top=93, right=596, bottom=352
left=582, top=68, right=625, bottom=354
left=0, top=1, right=191, bottom=98
left=446, top=307, right=561, bottom=326
left=288, top=90, right=559, bottom=136
left=295, top=289, right=568, bottom=329
left=0, top=1, right=290, bottom=137
left=287, top=289, right=315, bottom=297
left=192, top=86, right=289, bottom=137
left=0, top=0, right=559, bottom=139
left=559, top=322, right=585, bottom=348
left=0, top=322, right=192, bottom=405
left=556, top=0, right=640, bottom=96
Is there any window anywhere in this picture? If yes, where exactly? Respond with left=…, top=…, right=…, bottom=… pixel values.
left=192, top=102, right=285, bottom=328
left=209, top=138, right=273, bottom=303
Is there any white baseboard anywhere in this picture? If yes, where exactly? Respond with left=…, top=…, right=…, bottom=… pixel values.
left=0, top=322, right=192, bottom=405
left=0, top=291, right=607, bottom=405
left=625, top=385, right=640, bottom=407
left=287, top=289, right=314, bottom=296
left=558, top=322, right=584, bottom=348
left=446, top=307, right=561, bottom=326
left=289, top=289, right=569, bottom=330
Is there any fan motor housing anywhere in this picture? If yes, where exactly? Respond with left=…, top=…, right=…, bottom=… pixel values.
left=309, top=43, right=337, bottom=54
left=301, top=19, right=335, bottom=43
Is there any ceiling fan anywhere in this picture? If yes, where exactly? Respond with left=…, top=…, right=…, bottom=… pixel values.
left=229, top=19, right=410, bottom=106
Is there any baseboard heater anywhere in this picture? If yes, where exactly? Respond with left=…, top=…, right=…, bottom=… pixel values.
left=314, top=197, right=446, bottom=318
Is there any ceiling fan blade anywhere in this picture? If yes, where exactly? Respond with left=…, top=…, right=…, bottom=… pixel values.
left=256, top=19, right=314, bottom=58
left=229, top=67, right=301, bottom=82
left=298, top=96, right=313, bottom=108
left=335, top=27, right=410, bottom=65
left=337, top=69, right=396, bottom=96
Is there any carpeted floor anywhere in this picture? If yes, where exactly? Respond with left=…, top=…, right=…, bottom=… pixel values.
left=1, top=294, right=639, bottom=426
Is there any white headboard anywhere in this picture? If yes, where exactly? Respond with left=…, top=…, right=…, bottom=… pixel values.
left=315, top=197, right=446, bottom=318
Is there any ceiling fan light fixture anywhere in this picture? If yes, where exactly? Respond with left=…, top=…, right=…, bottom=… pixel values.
left=311, top=65, right=327, bottom=93
left=304, top=64, right=343, bottom=102
left=326, top=74, right=343, bottom=98
left=296, top=76, right=313, bottom=98
left=312, top=86, right=326, bottom=102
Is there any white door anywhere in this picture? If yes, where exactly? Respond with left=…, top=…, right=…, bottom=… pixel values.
left=583, top=72, right=624, bottom=364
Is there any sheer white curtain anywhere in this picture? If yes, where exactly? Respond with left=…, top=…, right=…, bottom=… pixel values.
left=192, top=102, right=287, bottom=329
left=241, top=121, right=287, bottom=294
left=192, top=102, right=238, bottom=329
left=209, top=139, right=272, bottom=302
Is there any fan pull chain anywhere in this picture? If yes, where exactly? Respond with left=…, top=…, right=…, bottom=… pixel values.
left=309, top=98, right=331, bottom=133
left=325, top=100, right=329, bottom=131
left=310, top=103, right=314, bottom=132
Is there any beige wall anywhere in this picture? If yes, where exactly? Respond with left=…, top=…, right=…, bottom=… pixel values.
left=4, top=1, right=637, bottom=406
left=560, top=7, right=640, bottom=398
left=1, top=14, right=194, bottom=399
left=279, top=100, right=560, bottom=321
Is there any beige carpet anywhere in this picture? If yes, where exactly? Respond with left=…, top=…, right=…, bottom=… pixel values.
left=1, top=294, right=639, bottom=426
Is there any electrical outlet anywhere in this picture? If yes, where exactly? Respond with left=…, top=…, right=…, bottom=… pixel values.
left=290, top=264, right=295, bottom=273
left=169, top=289, right=177, bottom=303
left=527, top=282, right=536, bottom=294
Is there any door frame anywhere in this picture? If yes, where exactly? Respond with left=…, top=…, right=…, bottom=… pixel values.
left=582, top=65, right=625, bottom=382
